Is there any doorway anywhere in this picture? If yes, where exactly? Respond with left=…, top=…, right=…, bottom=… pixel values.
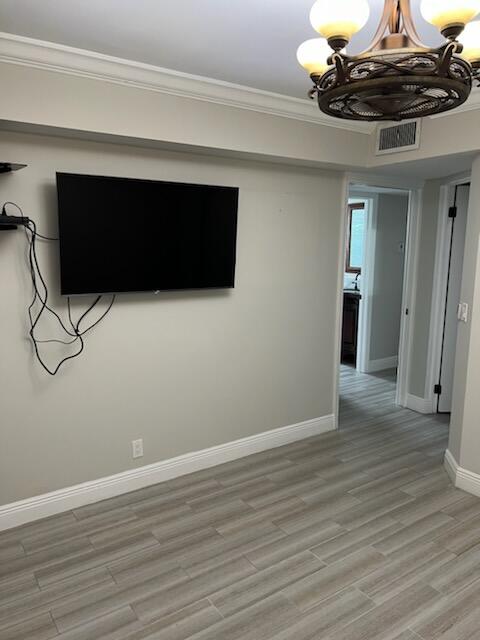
left=338, top=186, right=410, bottom=416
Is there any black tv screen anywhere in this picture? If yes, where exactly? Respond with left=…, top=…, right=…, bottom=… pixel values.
left=56, top=173, right=239, bottom=296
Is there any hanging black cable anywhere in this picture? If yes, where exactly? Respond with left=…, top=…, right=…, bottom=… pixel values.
left=19, top=215, right=115, bottom=375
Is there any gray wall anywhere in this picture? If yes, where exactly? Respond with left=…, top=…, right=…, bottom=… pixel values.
left=0, top=61, right=370, bottom=170
left=449, top=155, right=480, bottom=467
left=408, top=180, right=442, bottom=398
left=0, top=131, right=345, bottom=505
left=369, top=194, right=408, bottom=363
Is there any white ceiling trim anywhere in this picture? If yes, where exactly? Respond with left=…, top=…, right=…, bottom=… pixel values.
left=347, top=171, right=425, bottom=189
left=0, top=32, right=374, bottom=134
left=429, top=87, right=480, bottom=119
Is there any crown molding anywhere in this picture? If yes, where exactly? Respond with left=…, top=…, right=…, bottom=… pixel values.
left=429, top=86, right=480, bottom=119
left=0, top=32, right=374, bottom=135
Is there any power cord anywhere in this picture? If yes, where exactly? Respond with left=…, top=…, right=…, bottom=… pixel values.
left=2, top=201, right=115, bottom=375
left=2, top=201, right=58, bottom=239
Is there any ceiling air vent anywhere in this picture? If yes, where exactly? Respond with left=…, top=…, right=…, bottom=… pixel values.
left=375, top=120, right=421, bottom=155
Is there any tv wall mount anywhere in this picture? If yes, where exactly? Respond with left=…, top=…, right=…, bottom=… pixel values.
left=0, top=162, right=27, bottom=174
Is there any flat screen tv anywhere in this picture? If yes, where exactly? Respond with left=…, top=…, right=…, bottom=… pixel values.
left=56, top=173, right=239, bottom=296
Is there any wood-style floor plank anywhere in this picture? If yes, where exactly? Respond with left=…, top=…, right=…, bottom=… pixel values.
left=2, top=366, right=480, bottom=639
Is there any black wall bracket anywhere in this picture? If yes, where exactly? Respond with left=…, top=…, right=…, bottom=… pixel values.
left=0, top=162, right=28, bottom=229
left=0, top=214, right=29, bottom=231
left=0, top=163, right=27, bottom=174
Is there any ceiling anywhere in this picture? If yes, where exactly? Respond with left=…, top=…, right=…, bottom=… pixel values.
left=0, top=0, right=444, bottom=99
left=372, top=152, right=475, bottom=180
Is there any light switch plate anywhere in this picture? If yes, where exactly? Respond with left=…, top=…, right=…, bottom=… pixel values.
left=457, top=302, right=469, bottom=323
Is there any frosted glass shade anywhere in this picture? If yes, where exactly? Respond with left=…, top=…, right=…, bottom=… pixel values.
left=460, top=20, right=480, bottom=61
left=297, top=38, right=332, bottom=76
left=310, top=0, right=370, bottom=41
left=421, top=0, right=480, bottom=30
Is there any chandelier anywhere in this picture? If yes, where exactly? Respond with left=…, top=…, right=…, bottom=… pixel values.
left=297, top=0, right=480, bottom=121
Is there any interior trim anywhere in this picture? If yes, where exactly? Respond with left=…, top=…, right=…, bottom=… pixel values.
left=429, top=89, right=480, bottom=119
left=0, top=32, right=374, bottom=134
left=365, top=356, right=399, bottom=374
left=445, top=448, right=480, bottom=498
left=405, top=393, right=434, bottom=414
left=0, top=414, right=335, bottom=531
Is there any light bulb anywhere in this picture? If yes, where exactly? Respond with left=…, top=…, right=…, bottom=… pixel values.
left=460, top=20, right=480, bottom=61
left=296, top=38, right=333, bottom=76
left=310, top=0, right=370, bottom=43
left=421, top=0, right=480, bottom=31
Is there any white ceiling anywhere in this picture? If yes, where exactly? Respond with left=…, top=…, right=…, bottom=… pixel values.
left=372, top=152, right=475, bottom=180
left=0, top=0, right=444, bottom=99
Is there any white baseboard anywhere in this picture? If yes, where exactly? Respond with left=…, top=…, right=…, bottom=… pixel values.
left=405, top=394, right=434, bottom=415
left=444, top=449, right=480, bottom=498
left=0, top=414, right=335, bottom=532
left=364, top=356, right=398, bottom=374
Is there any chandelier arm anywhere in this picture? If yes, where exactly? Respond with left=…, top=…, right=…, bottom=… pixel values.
left=359, top=0, right=397, bottom=54
left=438, top=42, right=459, bottom=76
left=358, top=0, right=429, bottom=54
left=398, top=0, right=429, bottom=48
left=299, top=0, right=474, bottom=122
left=332, top=53, right=347, bottom=84
left=388, top=1, right=401, bottom=34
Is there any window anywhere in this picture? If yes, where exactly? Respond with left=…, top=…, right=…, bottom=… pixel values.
left=346, top=203, right=366, bottom=274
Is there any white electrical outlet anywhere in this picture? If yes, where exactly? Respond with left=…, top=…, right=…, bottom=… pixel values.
left=132, top=439, right=144, bottom=459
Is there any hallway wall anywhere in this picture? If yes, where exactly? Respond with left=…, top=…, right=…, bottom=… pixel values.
left=369, top=193, right=408, bottom=368
left=409, top=180, right=443, bottom=399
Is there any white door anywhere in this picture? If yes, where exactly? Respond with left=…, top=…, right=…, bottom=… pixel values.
left=437, top=183, right=469, bottom=413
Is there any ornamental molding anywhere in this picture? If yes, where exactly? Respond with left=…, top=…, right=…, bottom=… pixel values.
left=0, top=32, right=375, bottom=134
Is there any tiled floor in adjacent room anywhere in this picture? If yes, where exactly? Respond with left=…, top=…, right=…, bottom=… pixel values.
left=2, top=366, right=480, bottom=639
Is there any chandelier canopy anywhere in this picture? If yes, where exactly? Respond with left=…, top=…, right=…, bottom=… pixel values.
left=297, top=0, right=480, bottom=121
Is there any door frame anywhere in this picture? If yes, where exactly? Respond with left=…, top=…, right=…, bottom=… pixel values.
left=334, top=173, right=423, bottom=426
left=355, top=195, right=377, bottom=374
left=425, top=173, right=471, bottom=414
left=396, top=186, right=422, bottom=407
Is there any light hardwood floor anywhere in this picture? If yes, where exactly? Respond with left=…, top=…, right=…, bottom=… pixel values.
left=1, top=366, right=480, bottom=639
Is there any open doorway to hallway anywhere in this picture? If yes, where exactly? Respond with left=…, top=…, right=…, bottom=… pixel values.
left=335, top=170, right=473, bottom=436
left=339, top=185, right=409, bottom=420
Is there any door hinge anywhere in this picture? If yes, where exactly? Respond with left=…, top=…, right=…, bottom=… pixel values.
left=448, top=206, right=457, bottom=219
left=434, top=384, right=442, bottom=395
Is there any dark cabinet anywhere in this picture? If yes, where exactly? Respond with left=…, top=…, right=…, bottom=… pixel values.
left=342, top=292, right=361, bottom=365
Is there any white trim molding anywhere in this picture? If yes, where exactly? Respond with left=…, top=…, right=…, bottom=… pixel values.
left=0, top=32, right=373, bottom=134
left=396, top=187, right=423, bottom=408
left=333, top=175, right=351, bottom=429
left=430, top=87, right=480, bottom=119
left=356, top=196, right=378, bottom=375
left=365, top=356, right=399, bottom=374
left=0, top=414, right=335, bottom=532
left=444, top=449, right=480, bottom=497
left=405, top=394, right=434, bottom=414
